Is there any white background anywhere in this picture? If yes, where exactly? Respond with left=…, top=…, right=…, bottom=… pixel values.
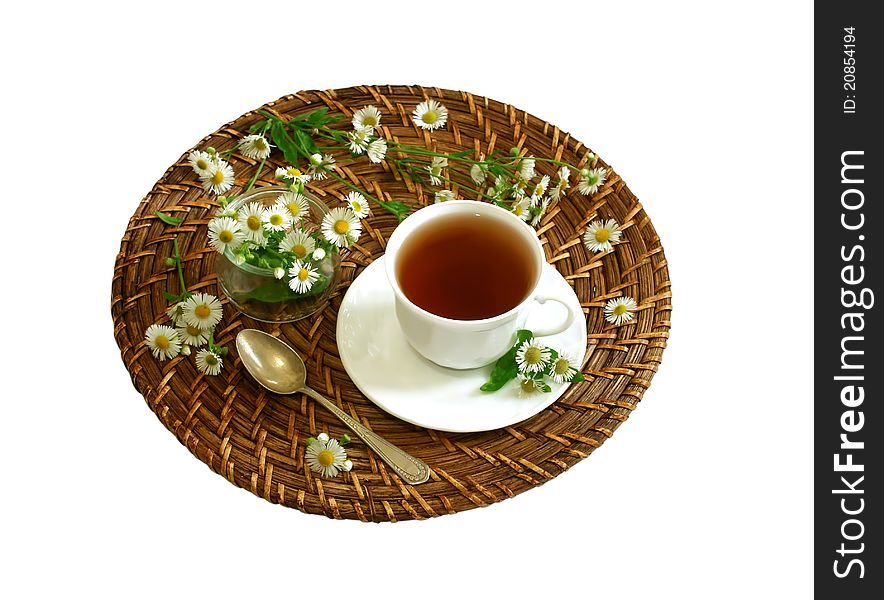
left=1, top=1, right=812, bottom=597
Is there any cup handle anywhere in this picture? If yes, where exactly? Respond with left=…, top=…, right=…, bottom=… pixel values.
left=529, top=294, right=576, bottom=337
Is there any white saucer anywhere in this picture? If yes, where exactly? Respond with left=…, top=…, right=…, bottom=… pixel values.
left=336, top=258, right=588, bottom=432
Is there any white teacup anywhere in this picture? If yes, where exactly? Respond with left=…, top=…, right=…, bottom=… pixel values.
left=384, top=200, right=575, bottom=369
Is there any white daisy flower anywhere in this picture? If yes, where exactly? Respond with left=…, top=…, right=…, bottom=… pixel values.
left=176, top=323, right=210, bottom=348
left=342, top=459, right=353, bottom=472
left=515, top=338, right=551, bottom=374
left=518, top=373, right=542, bottom=395
left=262, top=201, right=293, bottom=232
left=305, top=436, right=349, bottom=478
left=321, top=207, right=362, bottom=247
left=275, top=165, right=312, bottom=184
left=288, top=259, right=320, bottom=293
left=237, top=201, right=268, bottom=246
left=347, top=126, right=372, bottom=154
left=470, top=163, right=487, bottom=185
left=412, top=99, right=448, bottom=130
left=308, top=153, right=336, bottom=180
left=519, top=156, right=536, bottom=180
left=207, top=216, right=245, bottom=253
left=583, top=218, right=623, bottom=253
left=201, top=160, right=235, bottom=195
left=434, top=190, right=454, bottom=203
left=181, top=292, right=224, bottom=330
left=238, top=134, right=272, bottom=160
left=346, top=191, right=370, bottom=218
left=273, top=267, right=286, bottom=280
left=366, top=138, right=387, bottom=163
left=530, top=174, right=550, bottom=206
left=317, top=432, right=330, bottom=443
left=312, top=247, right=326, bottom=262
left=426, top=156, right=448, bottom=185
left=166, top=302, right=186, bottom=326
left=279, top=229, right=316, bottom=260
left=144, top=324, right=181, bottom=361
left=604, top=296, right=638, bottom=326
left=531, top=197, right=550, bottom=227
left=195, top=348, right=223, bottom=376
left=278, top=191, right=310, bottom=223
left=352, top=105, right=382, bottom=132
left=188, top=150, right=216, bottom=177
left=180, top=344, right=191, bottom=356
left=511, top=197, right=532, bottom=221
left=549, top=166, right=570, bottom=201
left=549, top=351, right=580, bottom=384
left=577, top=167, right=607, bottom=196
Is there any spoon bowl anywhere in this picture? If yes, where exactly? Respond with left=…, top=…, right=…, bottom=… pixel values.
left=235, top=329, right=431, bottom=485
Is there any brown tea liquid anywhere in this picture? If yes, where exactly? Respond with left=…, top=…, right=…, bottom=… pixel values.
left=395, top=212, right=537, bottom=320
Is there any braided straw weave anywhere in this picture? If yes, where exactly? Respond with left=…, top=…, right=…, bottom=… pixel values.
left=112, top=85, right=672, bottom=522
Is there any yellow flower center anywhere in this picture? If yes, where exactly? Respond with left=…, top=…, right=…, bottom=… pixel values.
left=255, top=138, right=267, bottom=149
left=422, top=110, right=438, bottom=124
left=246, top=215, right=261, bottom=231
left=613, top=304, right=628, bottom=316
left=292, top=244, right=306, bottom=257
left=205, top=353, right=219, bottom=366
left=155, top=335, right=170, bottom=350
left=363, top=115, right=378, bottom=127
left=211, top=170, right=225, bottom=184
left=186, top=325, right=201, bottom=336
left=595, top=228, right=610, bottom=243
left=318, top=450, right=335, bottom=467
left=269, top=214, right=284, bottom=226
left=195, top=304, right=211, bottom=319
left=524, top=347, right=542, bottom=364
left=298, top=268, right=309, bottom=281
left=287, top=203, right=301, bottom=217
left=196, top=158, right=209, bottom=170
left=520, top=379, right=537, bottom=393
left=333, top=219, right=350, bottom=234
left=352, top=201, right=362, bottom=213
left=554, top=358, right=570, bottom=375
left=287, top=167, right=302, bottom=177
left=514, top=205, right=524, bottom=216
left=219, top=230, right=234, bottom=243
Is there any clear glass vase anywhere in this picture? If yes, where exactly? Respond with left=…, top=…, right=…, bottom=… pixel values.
left=216, top=186, right=340, bottom=323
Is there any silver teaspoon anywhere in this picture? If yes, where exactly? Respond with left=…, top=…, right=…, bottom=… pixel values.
left=235, top=329, right=431, bottom=485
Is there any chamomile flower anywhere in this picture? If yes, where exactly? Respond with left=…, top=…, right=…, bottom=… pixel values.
left=549, top=166, right=571, bottom=201
left=181, top=292, right=224, bottom=330
left=262, top=201, right=293, bottom=232
left=577, top=167, right=607, bottom=196
left=305, top=436, right=349, bottom=478
left=531, top=197, right=550, bottom=227
left=530, top=175, right=550, bottom=206
left=511, top=197, right=532, bottom=221
left=321, top=207, right=362, bottom=247
left=583, top=218, right=623, bottom=253
left=412, top=99, right=448, bottom=130
left=308, top=153, right=336, bottom=180
left=201, top=160, right=236, bottom=194
left=279, top=191, right=310, bottom=223
left=312, top=247, right=326, bottom=262
left=144, top=324, right=182, bottom=361
left=273, top=267, right=286, bottom=280
left=238, top=134, right=272, bottom=160
left=345, top=191, right=370, bottom=218
left=352, top=105, right=382, bottom=132
left=366, top=138, right=387, bottom=163
left=435, top=190, right=454, bottom=203
left=515, top=338, right=552, bottom=374
left=237, top=202, right=267, bottom=246
left=279, top=230, right=316, bottom=260
left=207, top=217, right=245, bottom=253
left=188, top=150, right=216, bottom=177
left=426, top=156, right=448, bottom=185
left=347, top=126, right=372, bottom=154
left=195, top=349, right=223, bottom=375
left=288, top=260, right=320, bottom=293
left=470, top=163, right=487, bottom=185
left=604, top=296, right=638, bottom=326
left=176, top=323, right=210, bottom=347
left=518, top=373, right=543, bottom=395
left=275, top=165, right=312, bottom=185
left=549, top=351, right=580, bottom=384
left=519, top=156, right=537, bottom=180
left=166, top=302, right=186, bottom=326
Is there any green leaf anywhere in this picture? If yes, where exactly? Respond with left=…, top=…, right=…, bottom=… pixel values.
left=248, top=119, right=270, bottom=134
left=163, top=291, right=180, bottom=302
left=382, top=201, right=412, bottom=220
left=480, top=330, right=534, bottom=392
left=270, top=120, right=302, bottom=165
left=449, top=149, right=477, bottom=159
left=572, top=372, right=585, bottom=382
left=238, top=272, right=333, bottom=304
left=294, top=129, right=319, bottom=156
left=155, top=211, right=182, bottom=226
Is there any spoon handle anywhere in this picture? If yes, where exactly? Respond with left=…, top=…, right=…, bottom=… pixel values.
left=301, top=386, right=431, bottom=485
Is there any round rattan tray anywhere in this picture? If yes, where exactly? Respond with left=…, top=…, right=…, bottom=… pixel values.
left=112, top=85, right=672, bottom=522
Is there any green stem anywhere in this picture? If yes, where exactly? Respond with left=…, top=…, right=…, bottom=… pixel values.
left=172, top=238, right=188, bottom=296
left=244, top=157, right=267, bottom=192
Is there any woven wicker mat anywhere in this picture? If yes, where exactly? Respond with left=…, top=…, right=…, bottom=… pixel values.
left=112, top=85, right=672, bottom=522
